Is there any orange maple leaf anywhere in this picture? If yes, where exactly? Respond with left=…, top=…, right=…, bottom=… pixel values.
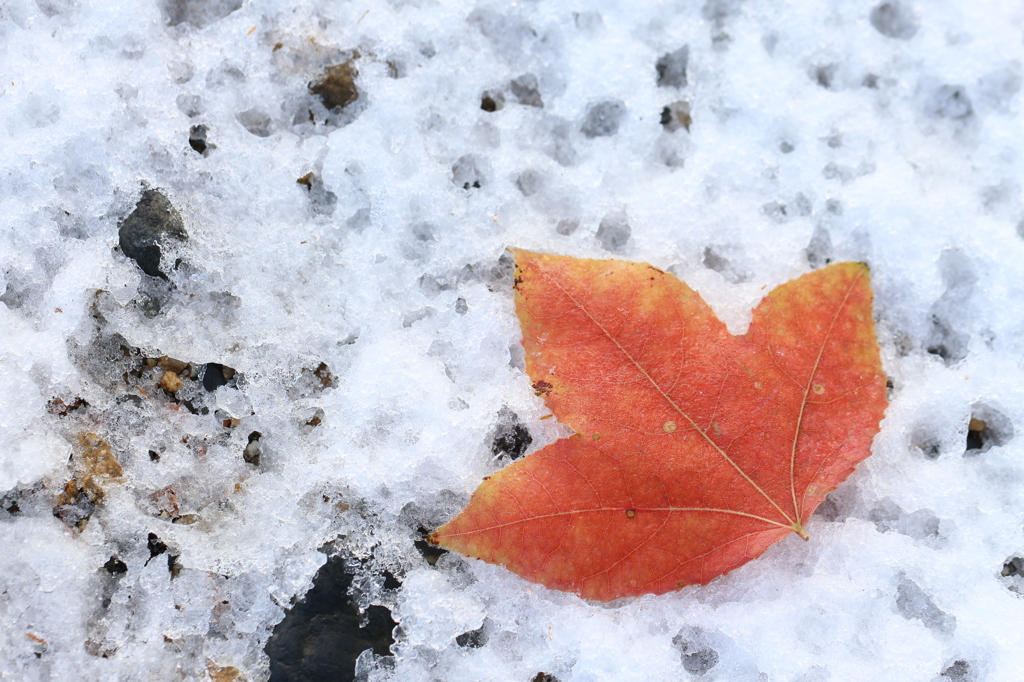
left=432, top=250, right=888, bottom=601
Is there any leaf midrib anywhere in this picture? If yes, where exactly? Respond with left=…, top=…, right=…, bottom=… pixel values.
left=439, top=505, right=797, bottom=537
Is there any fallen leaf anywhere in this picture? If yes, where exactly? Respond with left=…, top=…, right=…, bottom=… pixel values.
left=432, top=250, right=887, bottom=600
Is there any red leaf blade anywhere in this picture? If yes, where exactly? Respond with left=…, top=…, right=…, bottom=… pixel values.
left=434, top=252, right=887, bottom=600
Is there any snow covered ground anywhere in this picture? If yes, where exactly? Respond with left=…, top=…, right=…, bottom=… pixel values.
left=2, top=0, right=1023, bottom=680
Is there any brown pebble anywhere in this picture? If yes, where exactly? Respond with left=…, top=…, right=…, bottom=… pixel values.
left=309, top=61, right=359, bottom=110
left=156, top=355, right=189, bottom=374
left=76, top=432, right=122, bottom=478
left=207, top=663, right=245, bottom=682
left=159, top=370, right=183, bottom=393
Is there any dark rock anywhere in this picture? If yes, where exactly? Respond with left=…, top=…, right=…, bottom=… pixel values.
left=146, top=532, right=168, bottom=563
left=660, top=101, right=691, bottom=132
left=202, top=363, right=233, bottom=392
left=310, top=61, right=359, bottom=111
left=491, top=407, right=532, bottom=460
left=870, top=2, right=918, bottom=40
left=455, top=625, right=487, bottom=648
left=656, top=46, right=689, bottom=88
left=244, top=431, right=262, bottom=466
left=53, top=478, right=102, bottom=531
left=414, top=526, right=448, bottom=566
left=531, top=674, right=561, bottom=682
left=265, top=554, right=396, bottom=682
left=581, top=99, right=626, bottom=138
left=188, top=124, right=210, bottom=155
left=511, top=74, right=543, bottom=107
left=167, top=553, right=182, bottom=579
left=118, top=190, right=188, bottom=279
left=103, top=556, right=128, bottom=574
left=481, top=90, right=505, bottom=112
left=47, top=396, right=90, bottom=417
left=1002, top=556, right=1024, bottom=578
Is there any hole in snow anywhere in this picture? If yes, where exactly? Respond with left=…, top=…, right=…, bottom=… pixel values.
left=870, top=2, right=918, bottom=39
left=581, top=99, right=626, bottom=138
left=596, top=211, right=631, bottom=252
left=894, top=573, right=956, bottom=634
left=656, top=46, right=689, bottom=88
left=481, top=90, right=505, bottom=112
left=939, top=659, right=975, bottom=681
left=965, top=403, right=1014, bottom=454
left=868, top=498, right=941, bottom=541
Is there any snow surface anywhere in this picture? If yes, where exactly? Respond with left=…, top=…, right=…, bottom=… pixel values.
left=2, top=0, right=1024, bottom=680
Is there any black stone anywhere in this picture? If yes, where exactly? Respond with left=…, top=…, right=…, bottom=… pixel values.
left=455, top=625, right=487, bottom=648
left=147, top=532, right=168, bottom=562
left=414, top=526, right=448, bottom=566
left=1002, top=556, right=1024, bottom=578
left=244, top=431, right=262, bottom=467
left=104, top=556, right=128, bottom=574
left=118, top=190, right=188, bottom=279
left=491, top=408, right=532, bottom=460
left=188, top=124, right=209, bottom=155
left=202, top=363, right=229, bottom=392
left=481, top=90, right=504, bottom=112
left=265, top=554, right=396, bottom=682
